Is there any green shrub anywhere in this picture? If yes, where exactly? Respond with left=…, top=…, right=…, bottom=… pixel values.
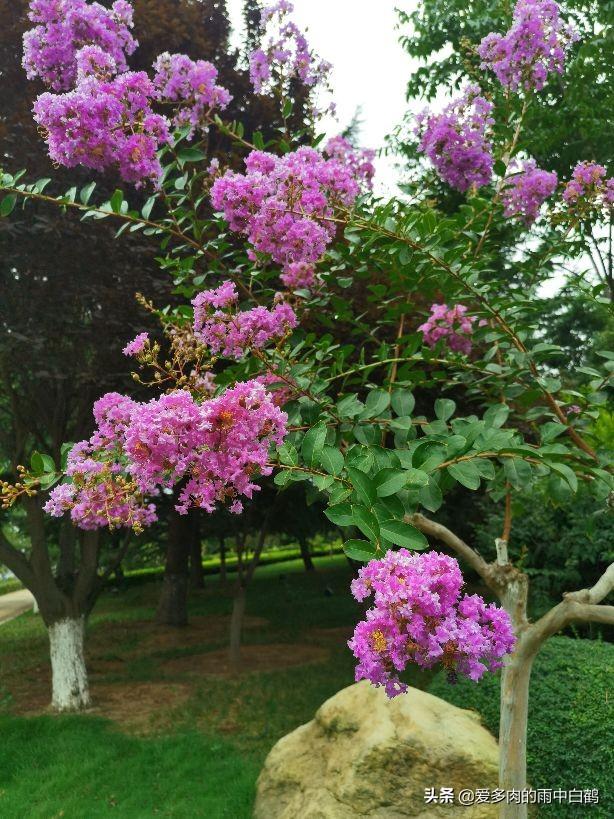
left=429, top=637, right=613, bottom=817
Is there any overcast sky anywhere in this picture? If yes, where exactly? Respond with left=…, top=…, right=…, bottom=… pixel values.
left=226, top=0, right=419, bottom=192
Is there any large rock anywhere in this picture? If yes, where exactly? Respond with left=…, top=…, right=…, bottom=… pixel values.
left=254, top=681, right=499, bottom=818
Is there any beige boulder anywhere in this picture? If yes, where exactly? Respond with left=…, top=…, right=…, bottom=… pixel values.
left=254, top=681, right=499, bottom=818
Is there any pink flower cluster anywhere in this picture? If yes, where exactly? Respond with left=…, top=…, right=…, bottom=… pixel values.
left=418, top=303, right=483, bottom=355
left=348, top=550, right=516, bottom=698
left=280, top=261, right=316, bottom=290
left=563, top=161, right=614, bottom=210
left=249, top=1, right=332, bottom=103
left=211, top=148, right=361, bottom=275
left=416, top=85, right=494, bottom=193
left=478, top=0, right=578, bottom=92
left=22, top=0, right=137, bottom=91
left=192, top=281, right=297, bottom=360
left=33, top=71, right=171, bottom=185
left=253, top=373, right=296, bottom=407
left=152, top=52, right=231, bottom=137
left=123, top=332, right=149, bottom=357
left=44, top=381, right=288, bottom=528
left=501, top=159, right=558, bottom=225
left=24, top=0, right=231, bottom=185
left=324, top=136, right=376, bottom=190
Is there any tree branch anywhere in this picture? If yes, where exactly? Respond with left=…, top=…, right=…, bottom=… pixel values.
left=0, top=527, right=36, bottom=591
left=563, top=562, right=614, bottom=605
left=408, top=513, right=495, bottom=589
left=522, top=563, right=614, bottom=657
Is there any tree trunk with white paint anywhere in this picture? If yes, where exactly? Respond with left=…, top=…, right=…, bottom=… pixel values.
left=48, top=617, right=90, bottom=712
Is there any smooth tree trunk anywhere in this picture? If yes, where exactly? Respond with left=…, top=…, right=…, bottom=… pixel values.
left=229, top=584, right=246, bottom=669
left=498, top=649, right=535, bottom=816
left=228, top=509, right=274, bottom=669
left=48, top=616, right=90, bottom=712
left=219, top=536, right=227, bottom=584
left=299, top=536, right=315, bottom=572
left=156, top=508, right=191, bottom=626
left=189, top=512, right=205, bottom=590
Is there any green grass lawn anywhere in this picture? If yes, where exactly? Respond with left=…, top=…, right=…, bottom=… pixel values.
left=0, top=554, right=611, bottom=817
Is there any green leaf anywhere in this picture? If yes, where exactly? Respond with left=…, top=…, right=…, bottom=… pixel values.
left=110, top=189, right=123, bottom=213
left=419, top=478, right=443, bottom=512
left=347, top=466, right=377, bottom=507
left=379, top=519, right=428, bottom=550
left=447, top=460, right=481, bottom=490
left=302, top=421, right=327, bottom=468
left=549, top=462, right=578, bottom=493
left=405, top=468, right=429, bottom=487
left=343, top=540, right=377, bottom=562
left=434, top=398, right=456, bottom=422
left=79, top=182, right=96, bottom=205
left=273, top=470, right=292, bottom=487
left=374, top=468, right=408, bottom=497
left=361, top=389, right=391, bottom=419
left=352, top=505, right=380, bottom=542
left=484, top=404, right=510, bottom=429
left=141, top=196, right=156, bottom=220
left=60, top=442, right=74, bottom=470
left=337, top=394, right=364, bottom=418
left=0, top=195, right=17, bottom=217
left=177, top=147, right=206, bottom=162
left=30, top=451, right=45, bottom=476
left=282, top=98, right=293, bottom=119
left=320, top=445, right=344, bottom=476
left=278, top=442, right=299, bottom=466
left=391, top=389, right=415, bottom=417
left=40, top=454, right=56, bottom=473
left=541, top=422, right=567, bottom=444
left=324, top=502, right=354, bottom=526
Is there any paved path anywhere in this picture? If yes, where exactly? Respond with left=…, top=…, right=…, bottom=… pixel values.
left=0, top=589, right=35, bottom=625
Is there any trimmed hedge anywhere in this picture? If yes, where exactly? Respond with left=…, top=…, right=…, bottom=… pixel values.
left=430, top=636, right=613, bottom=817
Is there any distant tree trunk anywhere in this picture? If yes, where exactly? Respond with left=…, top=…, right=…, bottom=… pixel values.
left=219, top=535, right=227, bottom=584
left=189, top=512, right=204, bottom=589
left=156, top=508, right=191, bottom=626
left=228, top=583, right=246, bottom=668
left=298, top=535, right=315, bottom=572
left=229, top=508, right=274, bottom=669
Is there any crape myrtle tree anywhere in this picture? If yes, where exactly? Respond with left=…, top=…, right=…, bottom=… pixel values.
left=0, top=0, right=300, bottom=640
left=0, top=0, right=613, bottom=813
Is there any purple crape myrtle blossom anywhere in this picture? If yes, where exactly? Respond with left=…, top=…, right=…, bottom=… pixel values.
left=348, top=550, right=516, bottom=698
left=416, top=85, right=494, bottom=193
left=23, top=0, right=137, bottom=91
left=192, top=281, right=298, bottom=360
left=248, top=0, right=333, bottom=114
left=33, top=71, right=171, bottom=185
left=152, top=52, right=232, bottom=137
left=324, top=136, right=376, bottom=190
left=563, top=161, right=614, bottom=211
left=211, top=147, right=361, bottom=275
left=418, top=303, right=484, bottom=356
left=478, top=0, right=579, bottom=93
left=501, top=159, right=558, bottom=225
left=45, top=381, right=288, bottom=527
left=280, top=261, right=316, bottom=290
left=122, top=332, right=149, bottom=357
